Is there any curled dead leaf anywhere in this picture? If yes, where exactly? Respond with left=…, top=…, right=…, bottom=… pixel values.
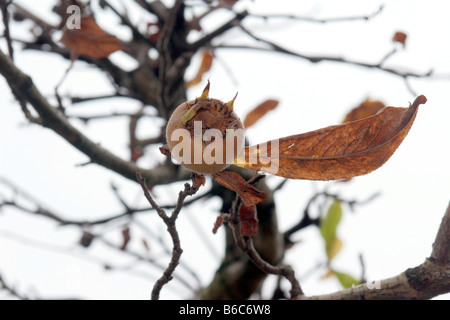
left=212, top=171, right=266, bottom=206
left=393, top=31, right=407, bottom=47
left=79, top=230, right=94, bottom=248
left=186, top=50, right=214, bottom=88
left=120, top=226, right=131, bottom=251
left=159, top=144, right=172, bottom=157
left=60, top=15, right=124, bottom=59
left=340, top=99, right=386, bottom=182
left=234, top=95, right=427, bottom=181
left=343, top=99, right=385, bottom=123
left=212, top=213, right=229, bottom=234
left=191, top=173, right=206, bottom=189
left=243, top=99, right=279, bottom=128
left=239, top=205, right=258, bottom=236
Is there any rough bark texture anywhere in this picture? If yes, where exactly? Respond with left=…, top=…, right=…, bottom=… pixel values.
left=301, top=202, right=450, bottom=300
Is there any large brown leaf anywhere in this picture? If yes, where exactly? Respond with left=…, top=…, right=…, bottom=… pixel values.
left=342, top=99, right=385, bottom=123
left=60, top=15, right=124, bottom=59
left=234, top=95, right=427, bottom=180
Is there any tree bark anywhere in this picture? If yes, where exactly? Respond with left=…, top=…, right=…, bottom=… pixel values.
left=301, top=202, right=450, bottom=300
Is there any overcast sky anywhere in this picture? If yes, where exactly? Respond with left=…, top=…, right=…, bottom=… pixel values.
left=1, top=0, right=449, bottom=299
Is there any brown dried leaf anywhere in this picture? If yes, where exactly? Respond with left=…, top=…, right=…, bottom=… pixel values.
left=243, top=99, right=279, bottom=128
left=341, top=99, right=386, bottom=181
left=212, top=171, right=266, bottom=206
left=343, top=99, right=385, bottom=123
left=239, top=205, right=258, bottom=236
left=131, top=146, right=144, bottom=163
left=120, top=226, right=131, bottom=251
left=192, top=173, right=206, bottom=189
left=79, top=231, right=94, bottom=248
left=212, top=213, right=229, bottom=234
left=147, top=22, right=161, bottom=43
left=142, top=238, right=151, bottom=252
left=234, top=95, right=427, bottom=181
left=186, top=50, right=214, bottom=88
left=393, top=31, right=407, bottom=47
left=60, top=15, right=124, bottom=59
left=159, top=144, right=171, bottom=157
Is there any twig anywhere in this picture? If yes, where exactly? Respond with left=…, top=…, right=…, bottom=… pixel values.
left=54, top=60, right=75, bottom=115
left=283, top=190, right=380, bottom=246
left=0, top=48, right=189, bottom=186
left=301, top=202, right=450, bottom=300
left=248, top=5, right=383, bottom=24
left=1, top=0, right=15, bottom=60
left=101, top=0, right=150, bottom=44
left=0, top=175, right=210, bottom=228
left=214, top=39, right=436, bottom=87
left=0, top=272, right=28, bottom=300
left=189, top=10, right=248, bottom=52
left=68, top=111, right=156, bottom=124
left=156, top=0, right=185, bottom=119
left=136, top=170, right=199, bottom=300
left=228, top=175, right=303, bottom=299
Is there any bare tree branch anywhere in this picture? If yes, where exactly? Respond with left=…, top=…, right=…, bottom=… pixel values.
left=248, top=5, right=384, bottom=24
left=0, top=49, right=190, bottom=186
left=227, top=177, right=303, bottom=299
left=136, top=170, right=200, bottom=299
left=301, top=202, right=450, bottom=300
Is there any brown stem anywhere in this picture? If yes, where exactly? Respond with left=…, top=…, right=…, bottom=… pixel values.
left=0, top=49, right=189, bottom=186
left=300, top=202, right=450, bottom=300
left=136, top=171, right=199, bottom=300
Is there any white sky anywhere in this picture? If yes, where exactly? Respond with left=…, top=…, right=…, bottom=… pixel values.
left=1, top=0, right=449, bottom=300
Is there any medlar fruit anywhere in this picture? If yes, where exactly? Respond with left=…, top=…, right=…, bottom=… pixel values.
left=165, top=82, right=245, bottom=174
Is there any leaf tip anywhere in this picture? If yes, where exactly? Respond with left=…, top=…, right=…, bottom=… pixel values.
left=413, top=95, right=427, bottom=107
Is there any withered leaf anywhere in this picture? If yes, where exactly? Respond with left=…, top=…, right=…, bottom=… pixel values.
left=243, top=99, right=279, bottom=128
left=393, top=31, right=407, bottom=47
left=191, top=173, right=206, bottom=189
left=159, top=144, right=172, bottom=157
left=147, top=22, right=161, bottom=43
left=142, top=238, right=151, bottom=252
left=212, top=213, right=229, bottom=234
left=234, top=95, right=427, bottom=180
left=60, top=15, right=124, bottom=59
left=79, top=230, right=94, bottom=248
left=341, top=99, right=386, bottom=181
left=186, top=50, right=214, bottom=88
left=342, top=99, right=385, bottom=123
left=120, top=226, right=131, bottom=251
left=131, top=146, right=144, bottom=163
left=212, top=171, right=266, bottom=206
left=239, top=205, right=258, bottom=236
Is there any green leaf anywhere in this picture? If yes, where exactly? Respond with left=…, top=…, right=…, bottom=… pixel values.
left=332, top=270, right=360, bottom=289
left=320, top=199, right=342, bottom=242
left=325, top=237, right=342, bottom=260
